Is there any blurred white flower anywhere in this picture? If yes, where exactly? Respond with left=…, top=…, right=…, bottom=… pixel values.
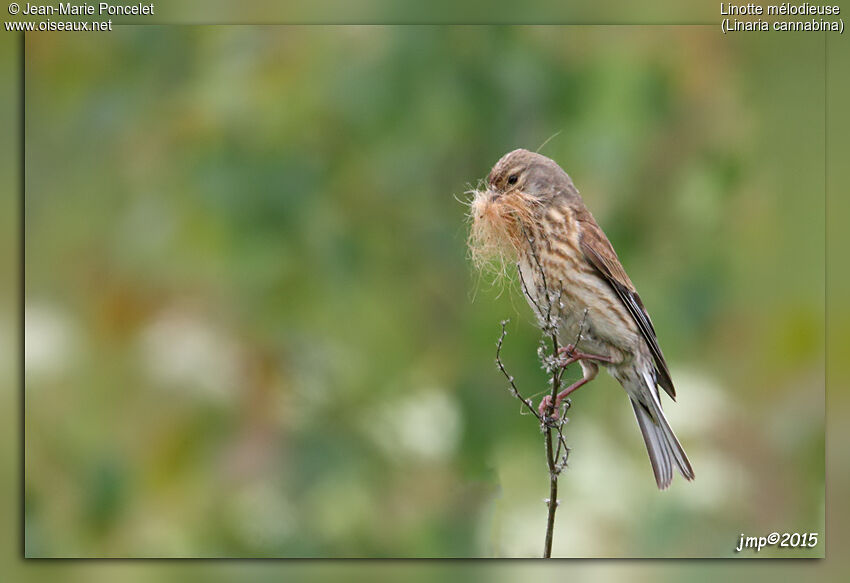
left=498, top=502, right=550, bottom=557
left=138, top=309, right=241, bottom=402
left=662, top=366, right=730, bottom=438
left=368, top=387, right=462, bottom=462
left=667, top=449, right=750, bottom=512
left=25, top=303, right=78, bottom=380
left=569, top=424, right=642, bottom=522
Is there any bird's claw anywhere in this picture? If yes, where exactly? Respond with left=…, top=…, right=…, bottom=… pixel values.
left=556, top=344, right=614, bottom=365
left=557, top=344, right=578, bottom=357
left=538, top=395, right=560, bottom=421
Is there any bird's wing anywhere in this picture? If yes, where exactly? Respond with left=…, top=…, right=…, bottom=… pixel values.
left=576, top=211, right=676, bottom=400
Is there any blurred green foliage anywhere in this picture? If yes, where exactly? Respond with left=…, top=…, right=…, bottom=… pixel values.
left=23, top=26, right=823, bottom=558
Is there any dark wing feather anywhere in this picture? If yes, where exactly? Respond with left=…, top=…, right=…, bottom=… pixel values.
left=576, top=213, right=676, bottom=400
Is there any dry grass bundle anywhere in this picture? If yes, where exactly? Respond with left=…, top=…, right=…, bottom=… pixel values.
left=466, top=185, right=542, bottom=279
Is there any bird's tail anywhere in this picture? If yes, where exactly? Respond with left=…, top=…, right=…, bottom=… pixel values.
left=629, top=382, right=694, bottom=490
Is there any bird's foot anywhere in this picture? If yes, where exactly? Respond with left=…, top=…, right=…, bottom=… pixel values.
left=557, top=344, right=615, bottom=365
left=538, top=375, right=593, bottom=420
left=538, top=394, right=563, bottom=420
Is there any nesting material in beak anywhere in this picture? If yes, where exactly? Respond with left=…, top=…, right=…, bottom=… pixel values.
left=467, top=187, right=541, bottom=276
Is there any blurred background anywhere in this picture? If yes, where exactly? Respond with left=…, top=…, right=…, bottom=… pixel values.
left=22, top=26, right=823, bottom=558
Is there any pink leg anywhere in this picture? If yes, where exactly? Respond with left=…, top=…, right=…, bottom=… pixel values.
left=539, top=360, right=600, bottom=418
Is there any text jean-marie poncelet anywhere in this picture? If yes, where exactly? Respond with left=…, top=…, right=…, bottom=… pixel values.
left=19, top=3, right=154, bottom=16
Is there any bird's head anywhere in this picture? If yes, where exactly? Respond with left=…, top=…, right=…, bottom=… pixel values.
left=468, top=149, right=576, bottom=272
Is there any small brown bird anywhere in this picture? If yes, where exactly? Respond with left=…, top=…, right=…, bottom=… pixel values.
left=469, top=148, right=694, bottom=489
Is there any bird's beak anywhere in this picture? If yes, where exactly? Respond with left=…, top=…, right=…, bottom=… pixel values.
left=488, top=190, right=502, bottom=202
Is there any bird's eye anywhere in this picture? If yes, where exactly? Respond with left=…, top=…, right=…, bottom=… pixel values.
left=507, top=174, right=518, bottom=185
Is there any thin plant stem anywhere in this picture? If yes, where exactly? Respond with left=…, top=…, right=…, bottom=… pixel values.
left=497, top=229, right=588, bottom=558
